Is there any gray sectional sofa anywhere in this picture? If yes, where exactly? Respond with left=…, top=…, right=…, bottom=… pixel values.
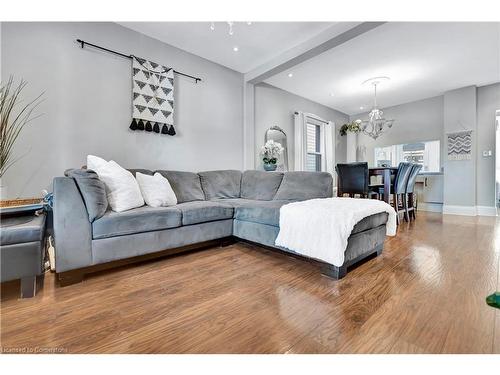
left=53, top=169, right=388, bottom=285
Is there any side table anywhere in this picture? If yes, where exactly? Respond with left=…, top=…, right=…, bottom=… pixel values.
left=0, top=209, right=46, bottom=298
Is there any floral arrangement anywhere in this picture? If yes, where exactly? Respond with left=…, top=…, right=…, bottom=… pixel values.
left=260, top=140, right=284, bottom=165
left=339, top=120, right=362, bottom=136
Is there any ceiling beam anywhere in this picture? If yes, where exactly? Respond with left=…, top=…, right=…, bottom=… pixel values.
left=246, top=22, right=386, bottom=84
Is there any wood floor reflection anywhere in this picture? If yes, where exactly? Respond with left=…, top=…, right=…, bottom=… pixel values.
left=1, top=212, right=499, bottom=353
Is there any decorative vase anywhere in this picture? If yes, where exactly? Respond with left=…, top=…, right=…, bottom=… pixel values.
left=346, top=131, right=358, bottom=163
left=263, top=163, right=277, bottom=172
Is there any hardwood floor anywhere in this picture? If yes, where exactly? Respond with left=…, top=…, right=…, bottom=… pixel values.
left=1, top=212, right=499, bottom=353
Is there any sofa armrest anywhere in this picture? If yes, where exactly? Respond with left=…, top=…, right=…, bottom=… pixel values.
left=53, top=177, right=93, bottom=272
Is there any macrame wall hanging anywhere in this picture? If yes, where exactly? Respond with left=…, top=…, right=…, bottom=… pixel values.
left=129, top=56, right=176, bottom=136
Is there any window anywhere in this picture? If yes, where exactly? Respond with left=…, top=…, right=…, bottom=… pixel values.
left=374, top=140, right=440, bottom=173
left=306, top=122, right=322, bottom=171
left=294, top=111, right=334, bottom=173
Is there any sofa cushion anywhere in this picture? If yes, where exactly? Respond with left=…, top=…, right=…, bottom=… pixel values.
left=155, top=170, right=205, bottom=203
left=65, top=169, right=108, bottom=222
left=214, top=198, right=290, bottom=227
left=175, top=201, right=234, bottom=226
left=92, top=206, right=182, bottom=239
left=198, top=170, right=242, bottom=200
left=351, top=212, right=388, bottom=234
left=240, top=170, right=284, bottom=200
left=273, top=171, right=333, bottom=201
left=0, top=215, right=46, bottom=246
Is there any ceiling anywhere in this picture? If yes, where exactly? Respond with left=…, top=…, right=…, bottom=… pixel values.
left=118, top=22, right=336, bottom=73
left=265, top=22, right=500, bottom=115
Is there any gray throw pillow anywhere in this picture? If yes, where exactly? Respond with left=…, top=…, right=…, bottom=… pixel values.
left=65, top=169, right=109, bottom=222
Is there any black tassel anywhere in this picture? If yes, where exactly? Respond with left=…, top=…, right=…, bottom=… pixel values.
left=153, top=122, right=160, bottom=133
left=137, top=120, right=145, bottom=131
left=145, top=121, right=152, bottom=132
left=161, top=124, right=169, bottom=134
left=129, top=119, right=138, bottom=130
left=167, top=124, right=176, bottom=136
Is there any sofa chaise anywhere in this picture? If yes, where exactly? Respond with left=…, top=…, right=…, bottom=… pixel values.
left=53, top=169, right=388, bottom=285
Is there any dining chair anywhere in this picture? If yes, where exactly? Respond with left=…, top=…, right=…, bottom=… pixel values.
left=393, top=162, right=414, bottom=224
left=336, top=162, right=373, bottom=198
left=405, top=164, right=422, bottom=221
left=373, top=162, right=413, bottom=224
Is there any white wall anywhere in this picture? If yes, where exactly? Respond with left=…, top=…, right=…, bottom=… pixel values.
left=350, top=96, right=444, bottom=168
left=1, top=22, right=244, bottom=198
left=254, top=83, right=349, bottom=171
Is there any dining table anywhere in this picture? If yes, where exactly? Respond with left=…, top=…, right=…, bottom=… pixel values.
left=369, top=167, right=398, bottom=204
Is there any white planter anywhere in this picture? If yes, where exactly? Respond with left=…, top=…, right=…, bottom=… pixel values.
left=346, top=132, right=358, bottom=163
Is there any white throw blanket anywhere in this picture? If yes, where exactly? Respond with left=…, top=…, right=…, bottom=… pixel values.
left=275, top=197, right=397, bottom=267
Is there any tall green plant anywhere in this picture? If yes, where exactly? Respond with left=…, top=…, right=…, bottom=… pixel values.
left=0, top=76, right=43, bottom=178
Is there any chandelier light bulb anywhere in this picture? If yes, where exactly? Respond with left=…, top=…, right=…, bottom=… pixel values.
left=210, top=22, right=215, bottom=31
left=227, top=22, right=234, bottom=35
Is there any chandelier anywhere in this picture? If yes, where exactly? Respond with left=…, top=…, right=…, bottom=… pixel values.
left=359, top=77, right=394, bottom=140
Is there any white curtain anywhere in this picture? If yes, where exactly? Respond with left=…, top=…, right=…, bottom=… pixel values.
left=325, top=121, right=335, bottom=175
left=293, top=111, right=335, bottom=173
left=293, top=112, right=307, bottom=171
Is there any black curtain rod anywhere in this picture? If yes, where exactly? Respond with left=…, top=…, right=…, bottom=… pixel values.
left=76, top=39, right=202, bottom=83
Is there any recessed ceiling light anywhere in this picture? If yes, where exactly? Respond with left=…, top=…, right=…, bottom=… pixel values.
left=233, top=46, right=239, bottom=52
left=247, top=22, right=252, bottom=25
left=329, top=93, right=335, bottom=97
left=360, top=106, right=364, bottom=110
left=287, top=73, right=293, bottom=78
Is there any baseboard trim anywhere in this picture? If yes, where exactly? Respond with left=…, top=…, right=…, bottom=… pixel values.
left=442, top=205, right=498, bottom=217
left=476, top=206, right=498, bottom=216
left=442, top=205, right=477, bottom=216
left=418, top=202, right=443, bottom=213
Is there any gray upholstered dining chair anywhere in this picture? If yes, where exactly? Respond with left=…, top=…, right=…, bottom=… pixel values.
left=373, top=162, right=413, bottom=224
left=405, top=164, right=422, bottom=221
left=336, top=162, right=379, bottom=199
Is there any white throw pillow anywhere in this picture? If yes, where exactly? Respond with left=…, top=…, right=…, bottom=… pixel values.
left=136, top=172, right=178, bottom=208
left=87, top=155, right=108, bottom=172
left=86, top=155, right=144, bottom=212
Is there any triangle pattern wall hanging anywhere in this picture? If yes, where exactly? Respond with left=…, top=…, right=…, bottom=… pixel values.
left=131, top=56, right=175, bottom=136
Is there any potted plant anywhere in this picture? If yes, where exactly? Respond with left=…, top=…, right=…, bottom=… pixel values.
left=260, top=140, right=284, bottom=171
left=0, top=76, right=43, bottom=198
left=339, top=120, right=362, bottom=163
left=339, top=120, right=362, bottom=136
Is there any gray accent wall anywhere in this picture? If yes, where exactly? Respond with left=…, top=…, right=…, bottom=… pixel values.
left=254, top=83, right=349, bottom=171
left=1, top=22, right=244, bottom=199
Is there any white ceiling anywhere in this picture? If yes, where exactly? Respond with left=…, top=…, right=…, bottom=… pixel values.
left=118, top=22, right=336, bottom=73
left=265, top=22, right=500, bottom=115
